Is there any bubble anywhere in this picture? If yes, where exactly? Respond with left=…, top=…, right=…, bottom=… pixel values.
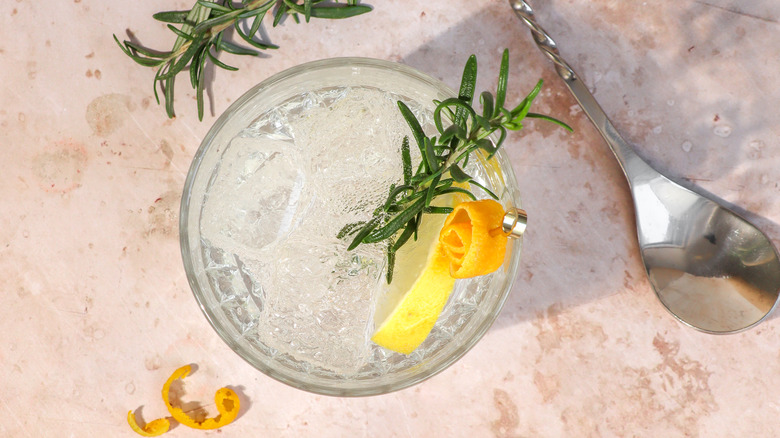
left=681, top=141, right=692, bottom=152
left=713, top=125, right=732, bottom=138
left=747, top=140, right=764, bottom=160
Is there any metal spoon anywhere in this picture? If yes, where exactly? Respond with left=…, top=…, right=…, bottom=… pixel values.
left=510, top=0, right=780, bottom=333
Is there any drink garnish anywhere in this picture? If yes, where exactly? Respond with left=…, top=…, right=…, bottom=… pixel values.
left=371, top=240, right=456, bottom=355
left=339, top=49, right=570, bottom=283
left=439, top=199, right=508, bottom=278
left=114, top=1, right=371, bottom=120
left=371, top=199, right=510, bottom=355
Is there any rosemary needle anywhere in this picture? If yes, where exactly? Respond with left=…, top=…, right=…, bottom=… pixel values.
left=114, top=0, right=371, bottom=120
left=339, top=49, right=572, bottom=283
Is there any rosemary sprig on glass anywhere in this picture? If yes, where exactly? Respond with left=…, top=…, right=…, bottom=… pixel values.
left=339, top=49, right=571, bottom=283
left=114, top=0, right=371, bottom=120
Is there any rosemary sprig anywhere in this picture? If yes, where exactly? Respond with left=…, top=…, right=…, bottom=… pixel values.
left=339, top=49, right=572, bottom=283
left=114, top=0, right=371, bottom=120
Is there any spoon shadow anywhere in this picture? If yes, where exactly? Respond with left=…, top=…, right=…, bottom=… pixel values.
left=401, top=1, right=780, bottom=331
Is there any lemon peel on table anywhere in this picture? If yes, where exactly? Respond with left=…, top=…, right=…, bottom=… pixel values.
left=439, top=199, right=508, bottom=278
left=128, top=365, right=241, bottom=435
left=127, top=411, right=170, bottom=437
left=161, top=365, right=241, bottom=430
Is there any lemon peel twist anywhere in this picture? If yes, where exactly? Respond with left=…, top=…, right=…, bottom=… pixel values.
left=439, top=199, right=508, bottom=278
left=161, top=365, right=241, bottom=430
left=371, top=243, right=457, bottom=355
left=128, top=364, right=240, bottom=435
left=127, top=411, right=170, bottom=437
left=371, top=199, right=511, bottom=355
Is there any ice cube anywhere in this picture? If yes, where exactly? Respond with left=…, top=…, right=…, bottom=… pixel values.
left=201, top=137, right=308, bottom=251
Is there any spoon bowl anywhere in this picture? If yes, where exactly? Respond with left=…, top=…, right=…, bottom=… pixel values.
left=635, top=168, right=780, bottom=332
left=510, top=0, right=780, bottom=333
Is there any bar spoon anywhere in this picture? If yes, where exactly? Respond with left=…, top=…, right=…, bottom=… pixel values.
left=510, top=0, right=780, bottom=333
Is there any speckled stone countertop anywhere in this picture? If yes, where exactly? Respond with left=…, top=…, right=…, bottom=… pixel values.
left=3, top=0, right=780, bottom=436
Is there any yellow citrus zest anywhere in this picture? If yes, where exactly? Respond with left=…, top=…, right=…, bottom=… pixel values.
left=161, top=365, right=241, bottom=430
left=439, top=199, right=508, bottom=278
left=371, top=244, right=456, bottom=355
left=371, top=199, right=511, bottom=355
left=127, top=411, right=170, bottom=437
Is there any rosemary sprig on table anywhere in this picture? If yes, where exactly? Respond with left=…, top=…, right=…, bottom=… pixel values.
left=114, top=0, right=371, bottom=120
left=339, top=49, right=571, bottom=283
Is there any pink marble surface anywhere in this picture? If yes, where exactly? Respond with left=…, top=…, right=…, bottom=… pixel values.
left=2, top=0, right=780, bottom=436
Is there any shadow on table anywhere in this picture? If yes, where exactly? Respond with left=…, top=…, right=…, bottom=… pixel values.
left=401, top=1, right=780, bottom=331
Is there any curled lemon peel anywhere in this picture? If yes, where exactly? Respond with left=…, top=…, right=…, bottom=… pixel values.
left=371, top=244, right=456, bottom=355
left=439, top=199, right=508, bottom=278
left=371, top=199, right=511, bottom=355
left=127, top=411, right=170, bottom=437
left=161, top=365, right=240, bottom=430
left=440, top=222, right=471, bottom=271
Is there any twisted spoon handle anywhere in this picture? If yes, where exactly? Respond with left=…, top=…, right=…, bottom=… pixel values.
left=509, top=0, right=651, bottom=182
left=509, top=0, right=575, bottom=81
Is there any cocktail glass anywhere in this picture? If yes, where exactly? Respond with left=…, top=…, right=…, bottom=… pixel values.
left=180, top=58, right=524, bottom=396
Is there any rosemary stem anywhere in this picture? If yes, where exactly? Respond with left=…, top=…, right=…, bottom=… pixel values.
left=116, top=0, right=372, bottom=118
left=335, top=50, right=570, bottom=284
